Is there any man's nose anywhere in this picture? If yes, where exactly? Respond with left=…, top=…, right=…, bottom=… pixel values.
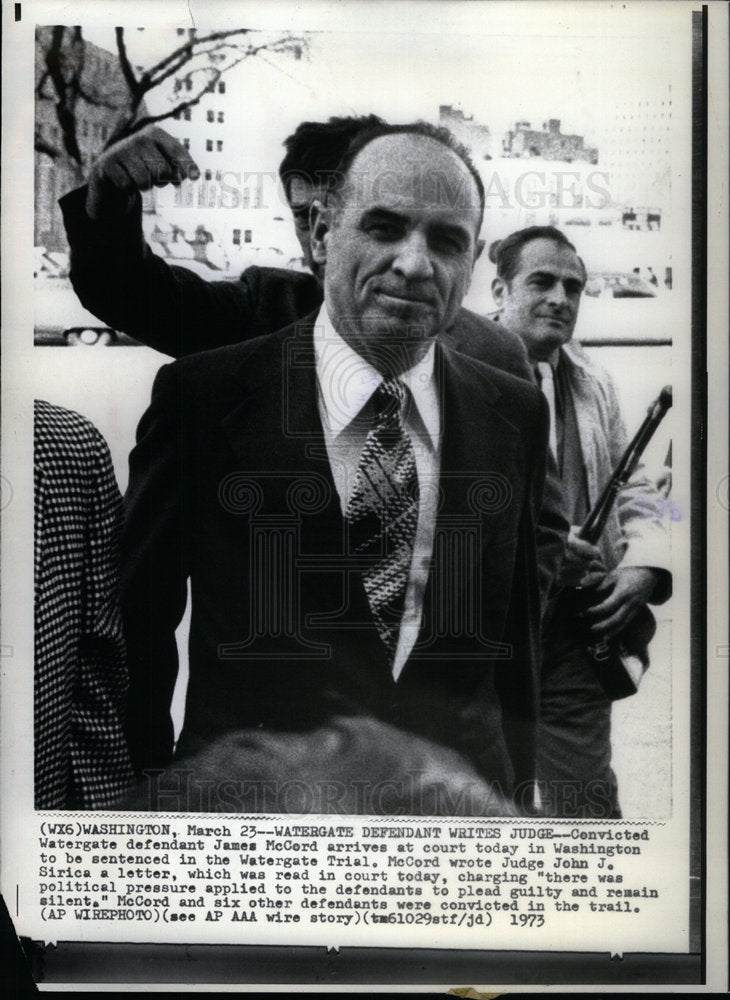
left=392, top=233, right=434, bottom=281
left=547, top=281, right=570, bottom=308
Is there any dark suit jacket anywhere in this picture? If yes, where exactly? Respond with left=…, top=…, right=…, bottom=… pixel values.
left=121, top=319, right=549, bottom=798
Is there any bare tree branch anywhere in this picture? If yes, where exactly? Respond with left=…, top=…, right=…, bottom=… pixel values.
left=111, top=87, right=209, bottom=141
left=35, top=131, right=60, bottom=159
left=75, top=80, right=128, bottom=111
left=36, top=25, right=309, bottom=171
left=145, top=46, right=198, bottom=93
left=144, top=27, right=252, bottom=81
left=44, top=26, right=83, bottom=165
left=36, top=69, right=51, bottom=97
left=107, top=34, right=306, bottom=146
left=148, top=36, right=306, bottom=104
left=115, top=27, right=139, bottom=95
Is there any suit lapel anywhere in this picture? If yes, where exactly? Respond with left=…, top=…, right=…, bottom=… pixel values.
left=435, top=343, right=518, bottom=520
left=409, top=343, right=521, bottom=670
left=560, top=347, right=600, bottom=506
left=222, top=318, right=330, bottom=475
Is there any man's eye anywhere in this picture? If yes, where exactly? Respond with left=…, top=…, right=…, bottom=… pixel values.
left=431, top=235, right=465, bottom=255
left=366, top=222, right=401, bottom=239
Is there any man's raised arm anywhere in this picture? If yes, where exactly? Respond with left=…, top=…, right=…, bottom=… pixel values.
left=60, top=126, right=321, bottom=357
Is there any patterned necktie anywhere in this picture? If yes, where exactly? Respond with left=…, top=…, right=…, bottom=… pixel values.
left=536, top=361, right=558, bottom=460
left=346, top=378, right=420, bottom=661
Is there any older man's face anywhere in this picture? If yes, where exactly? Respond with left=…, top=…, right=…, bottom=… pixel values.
left=492, top=238, right=586, bottom=363
left=310, top=133, right=482, bottom=373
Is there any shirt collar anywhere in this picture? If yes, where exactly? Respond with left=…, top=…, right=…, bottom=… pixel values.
left=313, top=303, right=439, bottom=448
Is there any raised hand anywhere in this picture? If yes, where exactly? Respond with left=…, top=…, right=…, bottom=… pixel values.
left=86, top=126, right=200, bottom=219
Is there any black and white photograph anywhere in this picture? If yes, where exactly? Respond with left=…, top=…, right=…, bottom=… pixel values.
left=2, top=0, right=726, bottom=991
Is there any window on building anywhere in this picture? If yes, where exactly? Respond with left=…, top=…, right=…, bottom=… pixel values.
left=218, top=82, right=226, bottom=94
left=215, top=170, right=222, bottom=181
left=205, top=169, right=213, bottom=181
left=233, top=229, right=241, bottom=245
left=244, top=230, right=252, bottom=243
left=207, top=110, right=214, bottom=123
left=206, top=139, right=213, bottom=152
left=185, top=77, right=193, bottom=91
left=173, top=109, right=181, bottom=120
left=217, top=111, right=225, bottom=123
left=177, top=27, right=185, bottom=35
left=182, top=138, right=191, bottom=150
left=183, top=107, right=192, bottom=121
left=217, top=140, right=223, bottom=152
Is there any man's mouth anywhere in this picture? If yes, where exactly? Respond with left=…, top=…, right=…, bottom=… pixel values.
left=375, top=289, right=435, bottom=307
left=538, top=313, right=570, bottom=326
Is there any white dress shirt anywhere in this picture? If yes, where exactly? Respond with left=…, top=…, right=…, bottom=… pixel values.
left=313, top=304, right=441, bottom=680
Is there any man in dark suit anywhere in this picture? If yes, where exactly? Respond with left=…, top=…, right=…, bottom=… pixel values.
left=60, top=118, right=566, bottom=614
left=122, top=121, right=551, bottom=810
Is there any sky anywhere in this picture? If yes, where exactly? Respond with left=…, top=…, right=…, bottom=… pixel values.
left=80, top=2, right=688, bottom=181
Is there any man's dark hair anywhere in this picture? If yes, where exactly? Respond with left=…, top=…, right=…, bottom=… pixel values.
left=489, top=226, right=586, bottom=283
left=278, top=115, right=387, bottom=201
left=329, top=120, right=486, bottom=234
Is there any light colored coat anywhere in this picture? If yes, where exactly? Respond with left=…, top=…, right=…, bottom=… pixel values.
left=561, top=342, right=671, bottom=599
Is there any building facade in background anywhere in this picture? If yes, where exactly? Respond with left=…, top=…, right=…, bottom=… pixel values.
left=439, top=104, right=494, bottom=160
left=598, top=91, right=672, bottom=222
left=156, top=27, right=298, bottom=272
left=35, top=27, right=139, bottom=252
left=503, top=118, right=599, bottom=165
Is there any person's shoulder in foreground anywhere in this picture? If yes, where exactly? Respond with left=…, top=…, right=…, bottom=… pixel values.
left=35, top=398, right=109, bottom=451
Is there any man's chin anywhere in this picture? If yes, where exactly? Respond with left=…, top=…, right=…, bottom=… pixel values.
left=344, top=308, right=436, bottom=375
left=542, top=317, right=573, bottom=333
left=365, top=302, right=439, bottom=343
left=537, top=325, right=574, bottom=349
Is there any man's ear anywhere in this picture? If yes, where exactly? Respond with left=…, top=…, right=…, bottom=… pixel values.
left=491, top=275, right=506, bottom=308
left=309, top=200, right=330, bottom=268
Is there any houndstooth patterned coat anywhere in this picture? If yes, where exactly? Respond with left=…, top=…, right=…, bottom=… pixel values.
left=34, top=400, right=134, bottom=808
